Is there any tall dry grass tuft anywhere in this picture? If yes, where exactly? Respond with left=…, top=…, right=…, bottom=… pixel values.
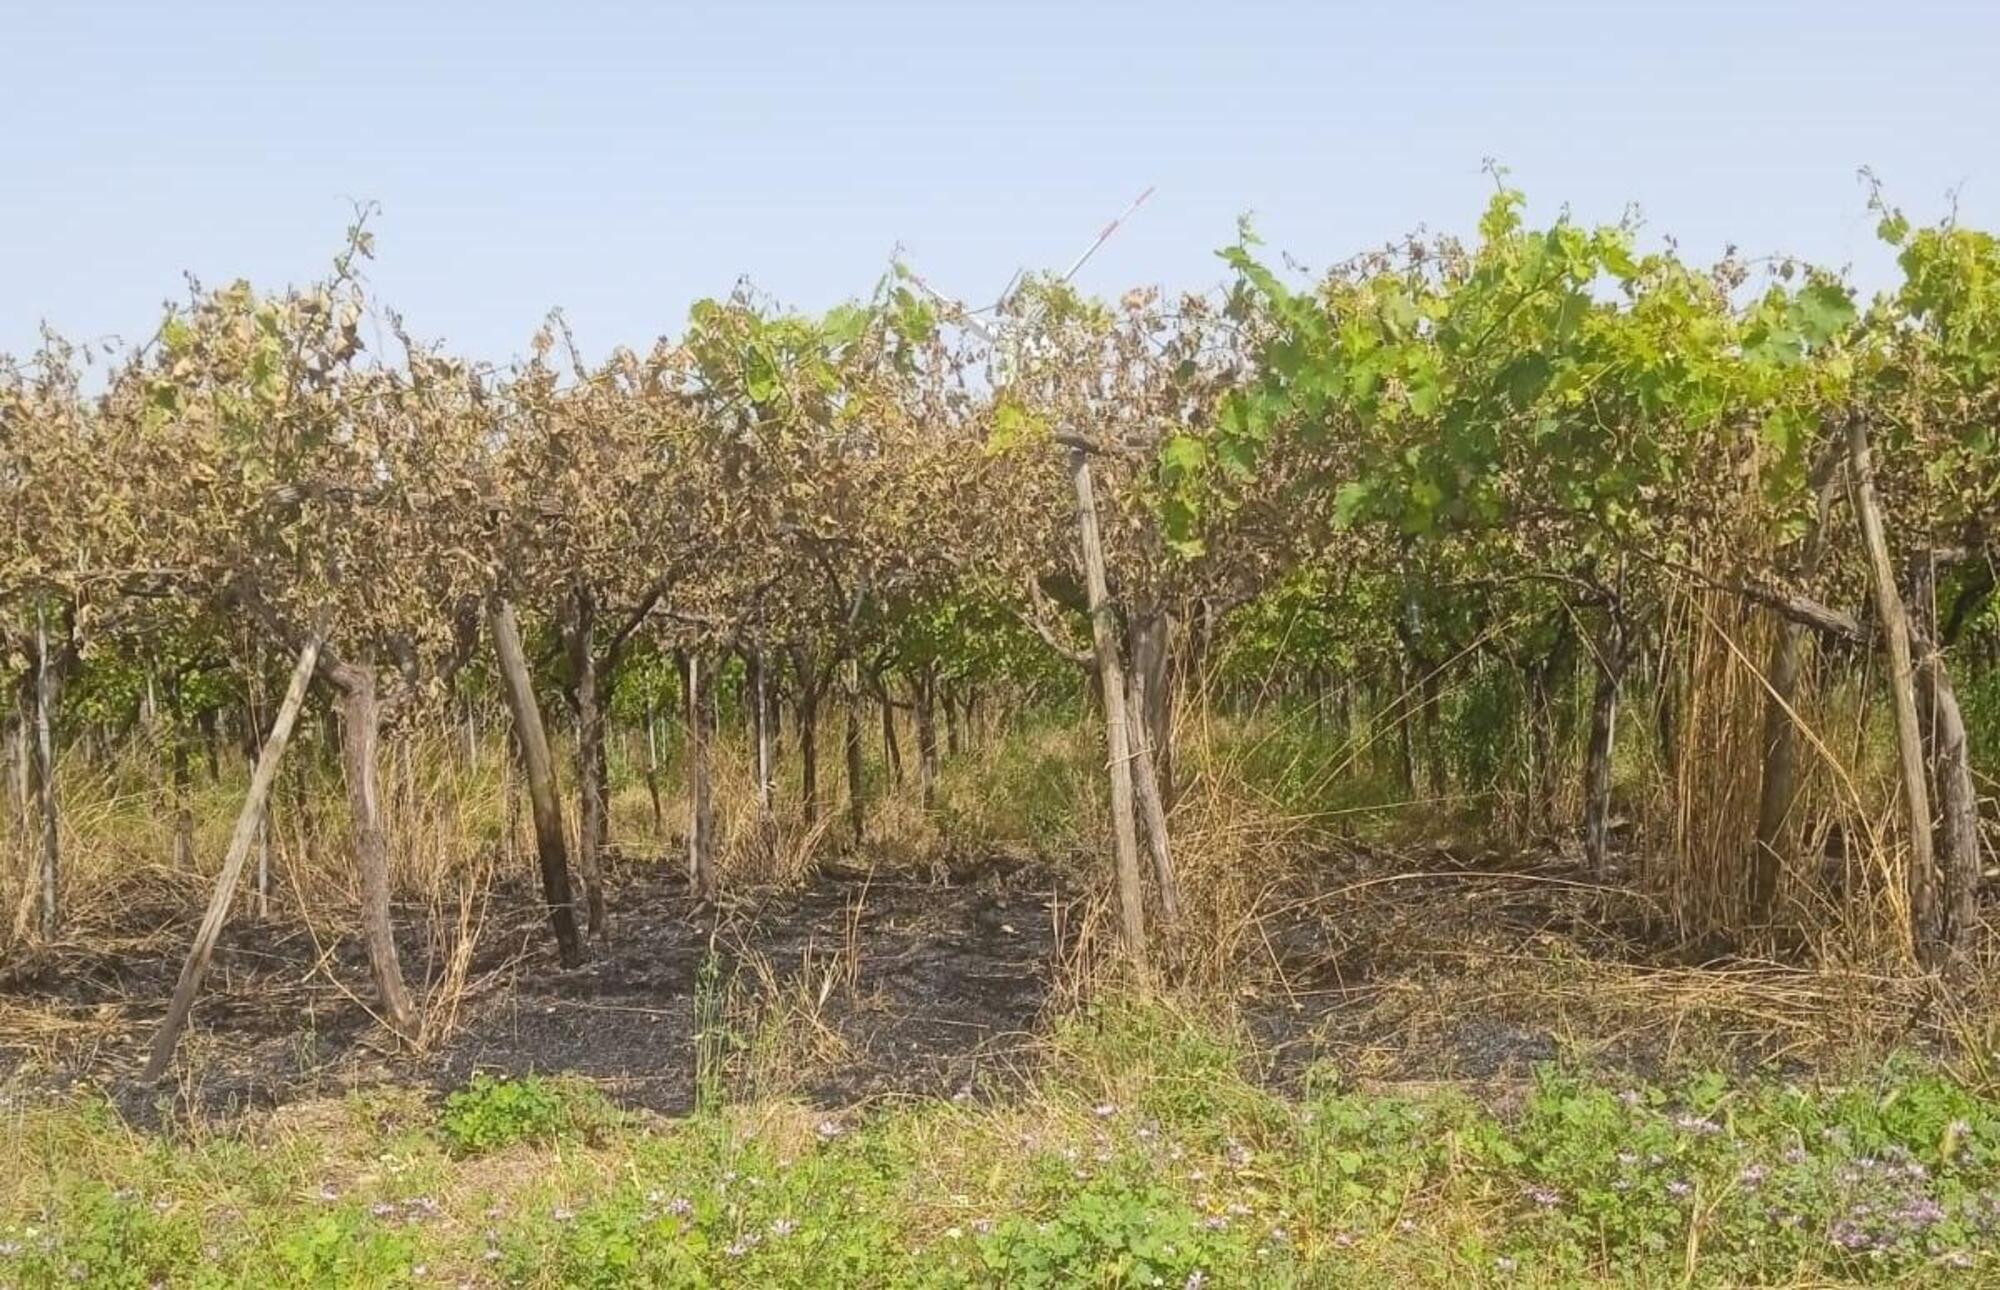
left=1646, top=588, right=1770, bottom=937
left=1640, top=582, right=1919, bottom=969
left=1153, top=699, right=1319, bottom=994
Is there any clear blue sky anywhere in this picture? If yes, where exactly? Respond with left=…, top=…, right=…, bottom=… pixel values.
left=4, top=1, right=1996, bottom=364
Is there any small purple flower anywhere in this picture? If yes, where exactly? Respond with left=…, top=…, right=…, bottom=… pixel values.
left=770, top=1217, right=796, bottom=1238
left=1184, top=1273, right=1208, bottom=1290
left=667, top=1196, right=693, bottom=1217
left=1523, top=1185, right=1562, bottom=1209
left=1667, top=1179, right=1693, bottom=1199
left=1893, top=1196, right=1945, bottom=1228
left=1673, top=1113, right=1721, bottom=1137
left=1738, top=1164, right=1767, bottom=1189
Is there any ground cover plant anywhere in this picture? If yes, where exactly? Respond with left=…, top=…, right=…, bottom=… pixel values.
left=5, top=1000, right=2000, bottom=1286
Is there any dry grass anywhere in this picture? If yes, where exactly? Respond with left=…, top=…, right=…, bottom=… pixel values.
left=4, top=678, right=1999, bottom=1125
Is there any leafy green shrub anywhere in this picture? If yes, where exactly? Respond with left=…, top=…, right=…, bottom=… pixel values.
left=275, top=1211, right=420, bottom=1288
left=977, top=1176, right=1264, bottom=1288
left=1295, top=1083, right=1469, bottom=1225
left=1, top=1181, right=200, bottom=1290
left=438, top=1073, right=609, bottom=1155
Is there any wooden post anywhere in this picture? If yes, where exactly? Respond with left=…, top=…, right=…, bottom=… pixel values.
left=561, top=587, right=608, bottom=936
left=1126, top=664, right=1180, bottom=923
left=878, top=684, right=904, bottom=787
left=915, top=668, right=941, bottom=811
left=1127, top=610, right=1176, bottom=808
left=753, top=650, right=776, bottom=815
left=32, top=606, right=59, bottom=942
left=791, top=647, right=822, bottom=827
left=143, top=637, right=321, bottom=1082
left=329, top=661, right=419, bottom=1036
left=685, top=653, right=717, bottom=899
left=1068, top=444, right=1147, bottom=955
left=6, top=697, right=27, bottom=881
left=1907, top=554, right=1982, bottom=958
left=1582, top=600, right=1627, bottom=878
left=1847, top=417, right=1939, bottom=963
left=842, top=657, right=866, bottom=845
left=643, top=697, right=665, bottom=835
left=489, top=598, right=585, bottom=966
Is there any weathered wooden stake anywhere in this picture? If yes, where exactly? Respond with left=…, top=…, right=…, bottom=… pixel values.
left=143, top=636, right=322, bottom=1082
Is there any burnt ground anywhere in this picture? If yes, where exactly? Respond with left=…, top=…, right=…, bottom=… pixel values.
left=0, top=849, right=1066, bottom=1123
left=0, top=839, right=1937, bottom=1126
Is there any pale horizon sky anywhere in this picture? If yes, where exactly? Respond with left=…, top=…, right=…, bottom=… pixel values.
left=4, top=1, right=1997, bottom=365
